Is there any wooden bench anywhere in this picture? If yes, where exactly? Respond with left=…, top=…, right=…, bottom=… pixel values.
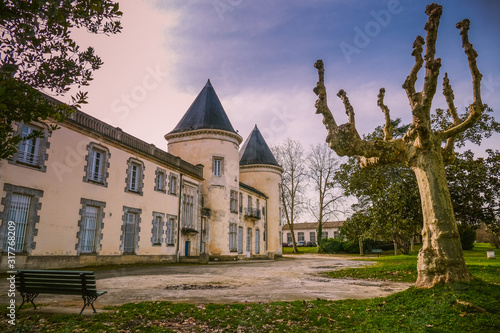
left=15, top=270, right=107, bottom=315
left=371, top=249, right=383, bottom=257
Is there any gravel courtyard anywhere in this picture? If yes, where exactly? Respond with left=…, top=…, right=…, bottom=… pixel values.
left=1, top=254, right=411, bottom=312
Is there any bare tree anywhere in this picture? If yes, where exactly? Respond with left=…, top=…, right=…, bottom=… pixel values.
left=272, top=138, right=308, bottom=253
left=307, top=143, right=344, bottom=245
left=313, top=4, right=483, bottom=287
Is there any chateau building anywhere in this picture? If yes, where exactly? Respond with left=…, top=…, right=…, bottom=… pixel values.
left=0, top=80, right=283, bottom=270
left=282, top=221, right=344, bottom=245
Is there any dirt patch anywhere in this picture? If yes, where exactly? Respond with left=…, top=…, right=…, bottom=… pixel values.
left=165, top=284, right=232, bottom=290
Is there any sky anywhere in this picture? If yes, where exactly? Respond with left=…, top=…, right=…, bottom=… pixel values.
left=67, top=0, right=500, bottom=219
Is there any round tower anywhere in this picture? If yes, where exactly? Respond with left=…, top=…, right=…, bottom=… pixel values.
left=239, top=125, right=284, bottom=257
left=165, top=80, right=242, bottom=258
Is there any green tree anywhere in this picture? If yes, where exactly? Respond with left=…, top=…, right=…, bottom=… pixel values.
left=1, top=0, right=122, bottom=159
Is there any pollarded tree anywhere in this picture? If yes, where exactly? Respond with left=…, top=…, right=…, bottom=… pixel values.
left=313, top=4, right=484, bottom=287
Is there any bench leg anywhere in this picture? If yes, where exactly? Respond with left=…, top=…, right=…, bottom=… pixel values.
left=19, top=292, right=39, bottom=311
left=80, top=295, right=99, bottom=315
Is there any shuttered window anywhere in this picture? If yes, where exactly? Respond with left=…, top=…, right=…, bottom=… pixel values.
left=80, top=206, right=98, bottom=253
left=123, top=212, right=136, bottom=253
left=4, top=194, right=31, bottom=252
left=18, top=126, right=40, bottom=165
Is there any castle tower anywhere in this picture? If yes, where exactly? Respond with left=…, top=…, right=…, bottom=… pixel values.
left=239, top=125, right=283, bottom=257
left=165, top=80, right=242, bottom=257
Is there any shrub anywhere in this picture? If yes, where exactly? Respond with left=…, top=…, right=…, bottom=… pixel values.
left=458, top=224, right=476, bottom=250
left=318, top=238, right=342, bottom=253
left=342, top=240, right=360, bottom=254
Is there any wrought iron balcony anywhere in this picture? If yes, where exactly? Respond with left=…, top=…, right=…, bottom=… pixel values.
left=244, top=208, right=261, bottom=220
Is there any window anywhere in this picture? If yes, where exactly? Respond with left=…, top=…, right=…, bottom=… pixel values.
left=239, top=192, right=243, bottom=213
left=125, top=158, right=144, bottom=195
left=256, top=199, right=260, bottom=212
left=151, top=213, right=164, bottom=245
left=247, top=195, right=252, bottom=209
left=81, top=206, right=98, bottom=253
left=77, top=199, right=105, bottom=254
left=84, top=143, right=110, bottom=186
left=230, top=190, right=238, bottom=213
left=213, top=157, right=223, bottom=176
left=168, top=174, right=178, bottom=195
left=155, top=169, right=166, bottom=193
left=130, top=164, right=139, bottom=190
left=11, top=123, right=50, bottom=171
left=334, top=231, right=339, bottom=239
left=229, top=223, right=237, bottom=252
left=310, top=232, right=316, bottom=243
left=18, top=125, right=40, bottom=166
left=298, top=232, right=305, bottom=242
left=182, top=194, right=194, bottom=228
left=3, top=194, right=30, bottom=252
left=166, top=215, right=176, bottom=245
left=255, top=229, right=260, bottom=254
left=0, top=184, right=43, bottom=253
left=238, top=226, right=243, bottom=254
left=246, top=228, right=252, bottom=253
left=121, top=207, right=142, bottom=254
left=287, top=233, right=292, bottom=244
left=322, top=231, right=328, bottom=239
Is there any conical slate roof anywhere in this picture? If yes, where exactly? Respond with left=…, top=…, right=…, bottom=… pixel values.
left=168, top=80, right=236, bottom=135
left=239, top=125, right=280, bottom=167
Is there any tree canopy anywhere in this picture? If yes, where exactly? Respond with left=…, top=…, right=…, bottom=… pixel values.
left=0, top=0, right=122, bottom=159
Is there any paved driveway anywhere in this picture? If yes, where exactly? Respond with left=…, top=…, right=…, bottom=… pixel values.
left=1, top=255, right=411, bottom=310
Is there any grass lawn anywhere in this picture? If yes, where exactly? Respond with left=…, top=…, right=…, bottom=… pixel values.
left=2, top=244, right=499, bottom=332
left=282, top=246, right=319, bottom=254
left=324, top=243, right=500, bottom=284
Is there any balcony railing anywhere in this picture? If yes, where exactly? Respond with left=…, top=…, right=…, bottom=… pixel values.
left=244, top=208, right=261, bottom=220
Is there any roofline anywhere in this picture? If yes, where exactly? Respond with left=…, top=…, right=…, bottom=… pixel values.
left=282, top=221, right=344, bottom=231
left=239, top=163, right=284, bottom=174
left=239, top=182, right=268, bottom=198
left=165, top=128, right=243, bottom=145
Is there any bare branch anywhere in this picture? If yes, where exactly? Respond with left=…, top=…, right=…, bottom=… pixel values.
left=313, top=60, right=405, bottom=166
left=313, top=60, right=337, bottom=134
left=442, top=19, right=485, bottom=140
left=422, top=3, right=443, bottom=110
left=402, top=35, right=424, bottom=106
left=337, top=89, right=356, bottom=127
left=441, top=73, right=460, bottom=163
left=377, top=88, right=392, bottom=141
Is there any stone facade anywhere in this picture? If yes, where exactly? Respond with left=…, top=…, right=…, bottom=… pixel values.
left=0, top=81, right=283, bottom=269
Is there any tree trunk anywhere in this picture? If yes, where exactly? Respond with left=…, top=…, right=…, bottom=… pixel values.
left=412, top=149, right=473, bottom=287
left=410, top=236, right=414, bottom=252
left=358, top=237, right=364, bottom=255
left=393, top=240, right=398, bottom=256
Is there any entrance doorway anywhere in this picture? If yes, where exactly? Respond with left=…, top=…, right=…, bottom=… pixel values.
left=185, top=241, right=190, bottom=257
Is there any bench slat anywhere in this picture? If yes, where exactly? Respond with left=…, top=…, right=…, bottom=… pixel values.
left=19, top=276, right=96, bottom=284
left=15, top=270, right=95, bottom=274
left=19, top=288, right=102, bottom=296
